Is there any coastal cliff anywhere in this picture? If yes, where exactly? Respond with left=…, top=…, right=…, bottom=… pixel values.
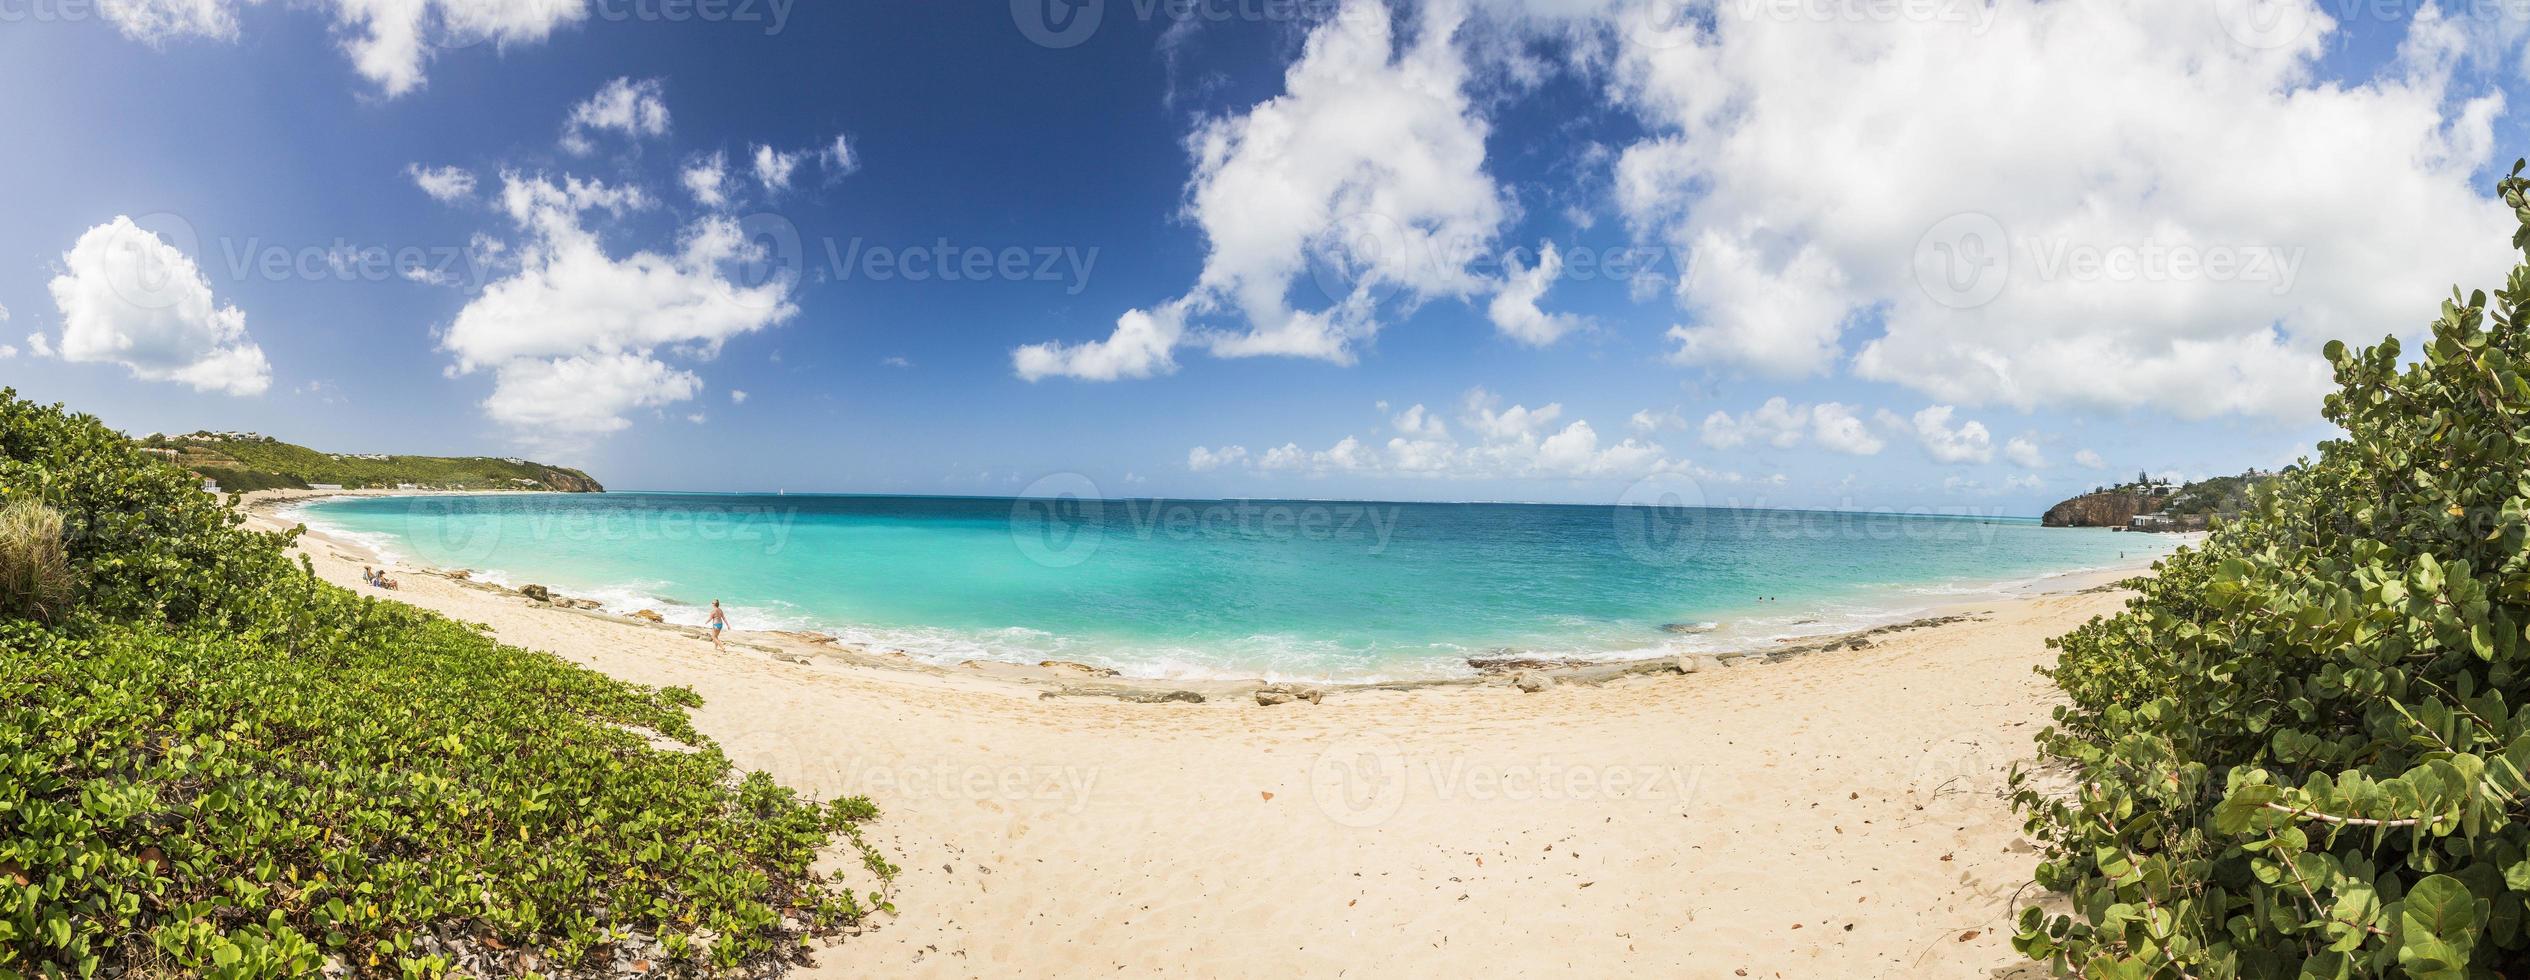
left=2041, top=490, right=2154, bottom=528
left=518, top=466, right=606, bottom=493
left=2042, top=471, right=2275, bottom=530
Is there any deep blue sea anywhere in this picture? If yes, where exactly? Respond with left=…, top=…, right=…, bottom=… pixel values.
left=292, top=492, right=2178, bottom=681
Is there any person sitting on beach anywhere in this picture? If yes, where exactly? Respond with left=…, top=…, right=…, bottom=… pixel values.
left=362, top=566, right=380, bottom=587
left=707, top=600, right=729, bottom=652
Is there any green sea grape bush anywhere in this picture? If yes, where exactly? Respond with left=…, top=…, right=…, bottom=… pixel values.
left=2013, top=161, right=2530, bottom=977
left=0, top=391, right=892, bottom=978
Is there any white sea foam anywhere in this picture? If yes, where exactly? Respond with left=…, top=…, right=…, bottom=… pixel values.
left=284, top=501, right=409, bottom=567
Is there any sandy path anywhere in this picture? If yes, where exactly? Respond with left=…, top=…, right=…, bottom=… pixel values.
left=256, top=498, right=2110, bottom=978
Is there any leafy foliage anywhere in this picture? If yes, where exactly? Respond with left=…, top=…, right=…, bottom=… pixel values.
left=2159, top=474, right=2279, bottom=521
left=2015, top=162, right=2530, bottom=976
left=0, top=391, right=887, bottom=978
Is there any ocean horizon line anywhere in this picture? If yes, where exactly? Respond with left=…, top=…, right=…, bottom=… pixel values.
left=434, top=486, right=2056, bottom=523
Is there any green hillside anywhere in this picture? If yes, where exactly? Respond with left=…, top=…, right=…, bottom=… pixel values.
left=136, top=431, right=604, bottom=493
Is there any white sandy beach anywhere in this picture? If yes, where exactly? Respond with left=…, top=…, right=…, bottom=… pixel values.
left=245, top=490, right=2152, bottom=978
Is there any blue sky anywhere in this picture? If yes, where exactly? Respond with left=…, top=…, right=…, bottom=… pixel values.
left=0, top=0, right=2520, bottom=511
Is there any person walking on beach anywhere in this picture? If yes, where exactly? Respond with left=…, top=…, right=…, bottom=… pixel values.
left=707, top=600, right=728, bottom=652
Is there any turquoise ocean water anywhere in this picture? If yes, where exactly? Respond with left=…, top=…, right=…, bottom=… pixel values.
left=293, top=492, right=2181, bottom=682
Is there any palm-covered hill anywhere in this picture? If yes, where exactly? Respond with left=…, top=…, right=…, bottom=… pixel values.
left=136, top=431, right=603, bottom=493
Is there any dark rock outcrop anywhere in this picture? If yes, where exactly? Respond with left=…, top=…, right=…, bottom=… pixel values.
left=2041, top=491, right=2152, bottom=528
left=526, top=465, right=606, bottom=493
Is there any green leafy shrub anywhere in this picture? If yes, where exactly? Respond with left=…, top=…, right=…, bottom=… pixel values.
left=0, top=393, right=304, bottom=631
left=2015, top=162, right=2530, bottom=976
left=0, top=499, right=72, bottom=623
left=0, top=391, right=890, bottom=977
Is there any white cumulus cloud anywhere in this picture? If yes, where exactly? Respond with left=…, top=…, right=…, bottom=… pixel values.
left=1895, top=406, right=1994, bottom=465
left=481, top=352, right=700, bottom=434
left=1629, top=407, right=1686, bottom=433
left=1013, top=0, right=1510, bottom=379
left=1577, top=0, right=2514, bottom=418
left=822, top=134, right=860, bottom=175
left=1697, top=398, right=1882, bottom=455
left=563, top=77, right=671, bottom=155
left=44, top=216, right=271, bottom=396
left=1014, top=301, right=1187, bottom=382
left=1188, top=388, right=1687, bottom=481
left=682, top=153, right=730, bottom=208
left=1188, top=445, right=1250, bottom=471
left=752, top=144, right=803, bottom=192
left=1487, top=240, right=1585, bottom=346
left=408, top=164, right=476, bottom=203
left=98, top=0, right=240, bottom=44
left=440, top=173, right=797, bottom=439
left=1808, top=403, right=1883, bottom=456
left=1700, top=397, right=1806, bottom=450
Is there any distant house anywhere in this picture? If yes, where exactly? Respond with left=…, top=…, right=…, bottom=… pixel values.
left=2131, top=513, right=2176, bottom=530
left=308, top=483, right=345, bottom=491
left=397, top=483, right=419, bottom=490
left=201, top=480, right=221, bottom=493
